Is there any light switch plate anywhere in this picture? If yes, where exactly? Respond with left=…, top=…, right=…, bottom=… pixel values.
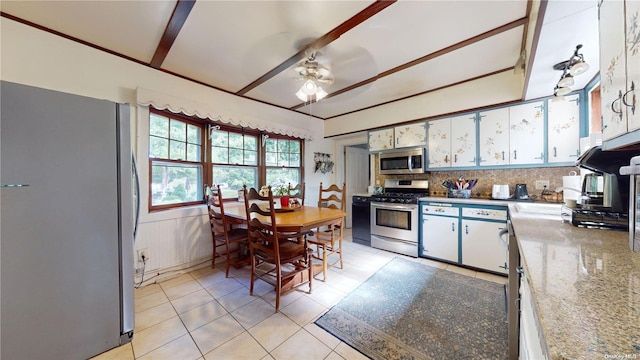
left=535, top=180, right=550, bottom=190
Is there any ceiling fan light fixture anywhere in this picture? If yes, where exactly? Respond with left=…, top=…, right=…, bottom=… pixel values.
left=315, top=87, right=328, bottom=101
left=569, top=60, right=589, bottom=75
left=557, top=73, right=575, bottom=87
left=555, top=85, right=571, bottom=96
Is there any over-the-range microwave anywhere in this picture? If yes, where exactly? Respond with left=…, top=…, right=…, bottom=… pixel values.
left=378, top=148, right=425, bottom=175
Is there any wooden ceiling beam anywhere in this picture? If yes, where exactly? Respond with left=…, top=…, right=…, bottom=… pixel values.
left=150, top=0, right=196, bottom=68
left=235, top=0, right=396, bottom=96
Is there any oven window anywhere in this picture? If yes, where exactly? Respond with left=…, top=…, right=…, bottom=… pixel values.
left=375, top=208, right=411, bottom=230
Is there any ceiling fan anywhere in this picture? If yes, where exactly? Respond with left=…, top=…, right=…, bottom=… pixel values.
left=294, top=51, right=334, bottom=102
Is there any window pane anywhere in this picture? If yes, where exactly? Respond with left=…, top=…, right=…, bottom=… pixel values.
left=245, top=135, right=257, bottom=151
left=229, top=133, right=244, bottom=149
left=187, top=144, right=201, bottom=162
left=265, top=138, right=276, bottom=152
left=151, top=162, right=202, bottom=205
left=265, top=152, right=277, bottom=166
left=290, top=153, right=300, bottom=167
left=278, top=152, right=289, bottom=166
left=212, top=147, right=228, bottom=163
left=170, top=119, right=186, bottom=140
left=169, top=140, right=186, bottom=160
left=149, top=114, right=169, bottom=137
left=244, top=150, right=258, bottom=165
left=212, top=165, right=258, bottom=198
left=149, top=136, right=168, bottom=158
left=266, top=168, right=300, bottom=188
left=277, top=140, right=289, bottom=153
left=289, top=140, right=300, bottom=153
left=211, top=130, right=228, bottom=147
left=229, top=148, right=243, bottom=164
left=187, top=124, right=200, bottom=144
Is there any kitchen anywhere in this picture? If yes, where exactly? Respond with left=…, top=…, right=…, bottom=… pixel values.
left=2, top=0, right=639, bottom=359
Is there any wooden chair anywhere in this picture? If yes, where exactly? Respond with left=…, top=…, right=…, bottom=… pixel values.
left=308, top=182, right=346, bottom=281
left=205, top=185, right=249, bottom=277
left=288, top=182, right=305, bottom=206
left=243, top=185, right=313, bottom=312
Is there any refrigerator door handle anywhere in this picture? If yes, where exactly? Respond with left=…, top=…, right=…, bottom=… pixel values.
left=132, top=154, right=140, bottom=239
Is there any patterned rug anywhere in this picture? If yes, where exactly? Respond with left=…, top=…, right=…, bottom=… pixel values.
left=315, top=257, right=508, bottom=360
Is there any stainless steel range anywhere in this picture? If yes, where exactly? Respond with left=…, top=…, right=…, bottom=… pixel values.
left=370, top=179, right=429, bottom=257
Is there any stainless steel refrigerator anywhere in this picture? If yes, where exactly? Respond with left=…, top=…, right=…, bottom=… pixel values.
left=1, top=81, right=135, bottom=359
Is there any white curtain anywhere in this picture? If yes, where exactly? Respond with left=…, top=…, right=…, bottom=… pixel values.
left=136, top=87, right=313, bottom=140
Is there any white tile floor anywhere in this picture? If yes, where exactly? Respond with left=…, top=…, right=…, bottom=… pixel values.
left=92, top=230, right=506, bottom=360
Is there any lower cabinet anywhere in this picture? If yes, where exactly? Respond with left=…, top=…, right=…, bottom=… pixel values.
left=422, top=212, right=459, bottom=262
left=519, top=271, right=549, bottom=359
left=461, top=208, right=508, bottom=275
left=420, top=201, right=508, bottom=274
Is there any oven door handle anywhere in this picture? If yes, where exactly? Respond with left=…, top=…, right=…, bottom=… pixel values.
left=371, top=203, right=417, bottom=211
left=408, top=155, right=413, bottom=171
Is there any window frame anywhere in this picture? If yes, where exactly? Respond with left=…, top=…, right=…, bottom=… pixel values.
left=148, top=108, right=305, bottom=211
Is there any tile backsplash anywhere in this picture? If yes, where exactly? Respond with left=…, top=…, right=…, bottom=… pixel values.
left=377, top=166, right=580, bottom=200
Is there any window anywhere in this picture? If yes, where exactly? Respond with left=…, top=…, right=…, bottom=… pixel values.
left=211, top=129, right=258, bottom=199
left=149, top=112, right=203, bottom=209
left=265, top=137, right=301, bottom=188
left=148, top=109, right=304, bottom=209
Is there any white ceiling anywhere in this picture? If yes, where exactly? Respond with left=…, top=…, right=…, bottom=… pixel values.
left=0, top=0, right=600, bottom=122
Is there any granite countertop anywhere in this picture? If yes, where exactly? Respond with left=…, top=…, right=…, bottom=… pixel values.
left=509, top=203, right=640, bottom=359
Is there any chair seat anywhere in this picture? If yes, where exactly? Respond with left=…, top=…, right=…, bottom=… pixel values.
left=255, top=240, right=311, bottom=264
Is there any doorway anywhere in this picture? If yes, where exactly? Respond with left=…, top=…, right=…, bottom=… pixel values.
left=344, top=144, right=369, bottom=228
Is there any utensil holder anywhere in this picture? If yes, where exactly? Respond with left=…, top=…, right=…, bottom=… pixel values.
left=448, top=189, right=471, bottom=198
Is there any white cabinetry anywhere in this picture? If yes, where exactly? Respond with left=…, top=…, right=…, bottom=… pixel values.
left=519, top=272, right=548, bottom=360
left=599, top=0, right=640, bottom=146
left=478, top=108, right=510, bottom=166
left=368, top=128, right=395, bottom=151
left=479, top=102, right=545, bottom=166
left=421, top=205, right=459, bottom=262
left=460, top=207, right=508, bottom=275
left=509, top=101, right=545, bottom=165
left=427, top=114, right=476, bottom=169
left=547, top=94, right=581, bottom=163
left=395, top=122, right=427, bottom=148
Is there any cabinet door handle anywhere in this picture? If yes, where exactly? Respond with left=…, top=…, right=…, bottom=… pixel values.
left=454, top=154, right=457, bottom=163
left=502, top=151, right=505, bottom=160
left=553, top=147, right=557, bottom=158
left=622, top=81, right=636, bottom=115
left=612, top=90, right=624, bottom=119
left=451, top=222, right=455, bottom=232
left=513, top=150, right=517, bottom=160
left=465, top=224, right=469, bottom=234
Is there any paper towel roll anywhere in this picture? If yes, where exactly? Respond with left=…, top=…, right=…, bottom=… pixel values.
left=562, top=176, right=582, bottom=200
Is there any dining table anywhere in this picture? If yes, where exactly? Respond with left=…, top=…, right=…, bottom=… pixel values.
left=222, top=201, right=346, bottom=289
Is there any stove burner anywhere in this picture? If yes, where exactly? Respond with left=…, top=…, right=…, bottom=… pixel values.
left=371, top=192, right=430, bottom=204
left=563, top=205, right=628, bottom=230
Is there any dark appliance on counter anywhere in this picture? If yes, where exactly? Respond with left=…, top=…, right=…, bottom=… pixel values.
left=352, top=195, right=371, bottom=246
left=514, top=183, right=529, bottom=200
left=370, top=179, right=429, bottom=257
left=620, top=155, right=640, bottom=252
left=378, top=147, right=424, bottom=175
left=565, top=146, right=639, bottom=230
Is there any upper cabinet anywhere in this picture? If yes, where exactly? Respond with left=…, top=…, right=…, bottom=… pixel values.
left=508, top=101, right=545, bottom=165
left=478, top=108, right=510, bottom=166
left=395, top=123, right=427, bottom=148
left=369, top=123, right=426, bottom=151
left=478, top=101, right=545, bottom=166
left=599, top=0, right=640, bottom=148
left=368, top=128, right=395, bottom=151
left=548, top=94, right=581, bottom=163
left=427, top=114, right=476, bottom=168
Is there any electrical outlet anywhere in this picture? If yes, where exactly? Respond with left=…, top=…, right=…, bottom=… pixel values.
left=137, top=248, right=148, bottom=262
left=135, top=267, right=144, bottom=274
left=535, top=180, right=550, bottom=190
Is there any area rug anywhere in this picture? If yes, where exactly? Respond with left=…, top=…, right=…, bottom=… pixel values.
left=315, top=257, right=507, bottom=360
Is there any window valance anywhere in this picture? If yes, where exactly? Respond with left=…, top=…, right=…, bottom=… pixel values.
left=136, top=87, right=313, bottom=140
